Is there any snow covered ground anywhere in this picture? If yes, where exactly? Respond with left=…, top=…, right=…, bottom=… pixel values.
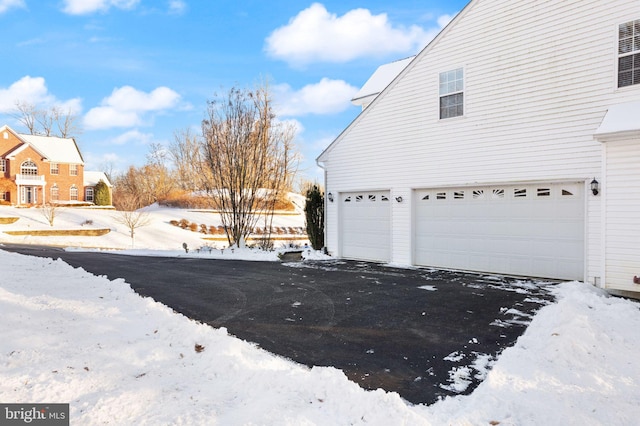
left=1, top=204, right=640, bottom=424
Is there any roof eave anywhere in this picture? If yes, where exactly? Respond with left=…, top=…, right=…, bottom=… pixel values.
left=316, top=0, right=476, bottom=163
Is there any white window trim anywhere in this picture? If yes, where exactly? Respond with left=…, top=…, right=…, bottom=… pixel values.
left=439, top=67, right=465, bottom=120
left=617, top=19, right=640, bottom=89
left=70, top=185, right=78, bottom=201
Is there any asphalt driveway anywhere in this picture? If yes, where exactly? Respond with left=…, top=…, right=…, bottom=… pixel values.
left=2, top=245, right=556, bottom=404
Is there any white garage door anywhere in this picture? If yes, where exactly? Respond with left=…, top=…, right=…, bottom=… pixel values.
left=340, top=191, right=391, bottom=262
left=414, top=182, right=584, bottom=280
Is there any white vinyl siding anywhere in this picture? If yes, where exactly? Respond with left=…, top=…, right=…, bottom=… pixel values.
left=603, top=140, right=640, bottom=292
left=321, top=0, right=640, bottom=281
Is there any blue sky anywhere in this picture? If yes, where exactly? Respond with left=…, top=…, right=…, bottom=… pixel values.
left=0, top=0, right=467, bottom=184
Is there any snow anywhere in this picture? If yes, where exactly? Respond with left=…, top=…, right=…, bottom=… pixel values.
left=351, top=56, right=414, bottom=107
left=594, top=100, right=640, bottom=139
left=1, top=203, right=640, bottom=424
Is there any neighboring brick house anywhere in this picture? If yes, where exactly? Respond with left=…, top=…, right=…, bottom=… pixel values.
left=84, top=171, right=113, bottom=205
left=0, top=124, right=106, bottom=206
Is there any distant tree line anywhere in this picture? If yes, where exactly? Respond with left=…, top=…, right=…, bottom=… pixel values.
left=12, top=84, right=325, bottom=250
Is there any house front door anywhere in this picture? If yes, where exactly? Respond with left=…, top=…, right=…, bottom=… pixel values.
left=21, top=186, right=37, bottom=204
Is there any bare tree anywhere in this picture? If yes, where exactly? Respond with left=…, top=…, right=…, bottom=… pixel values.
left=143, top=143, right=176, bottom=203
left=169, top=128, right=205, bottom=191
left=40, top=203, right=59, bottom=226
left=201, top=84, right=298, bottom=248
left=12, top=101, right=38, bottom=134
left=12, top=101, right=81, bottom=138
left=114, top=195, right=151, bottom=248
left=52, top=106, right=81, bottom=138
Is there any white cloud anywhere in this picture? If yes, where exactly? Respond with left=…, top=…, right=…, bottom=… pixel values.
left=273, top=78, right=358, bottom=117
left=62, top=0, right=140, bottom=15
left=0, top=0, right=25, bottom=14
left=84, top=86, right=181, bottom=130
left=110, top=129, right=155, bottom=146
left=265, top=3, right=449, bottom=66
left=0, top=76, right=82, bottom=115
left=168, top=0, right=186, bottom=14
left=437, top=14, right=455, bottom=28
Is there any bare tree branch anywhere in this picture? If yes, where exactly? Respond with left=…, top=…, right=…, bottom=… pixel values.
left=201, top=84, right=299, bottom=248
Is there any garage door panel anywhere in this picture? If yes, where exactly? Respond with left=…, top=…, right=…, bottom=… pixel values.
left=414, top=183, right=584, bottom=280
left=341, top=191, right=390, bottom=262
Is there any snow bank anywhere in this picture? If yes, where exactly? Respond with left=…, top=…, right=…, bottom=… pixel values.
left=1, top=248, right=639, bottom=425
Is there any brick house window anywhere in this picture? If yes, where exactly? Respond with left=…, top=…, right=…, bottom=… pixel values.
left=0, top=158, right=5, bottom=173
left=70, top=185, right=78, bottom=201
left=51, top=184, right=59, bottom=201
left=85, top=187, right=94, bottom=202
left=21, top=160, right=38, bottom=175
left=50, top=163, right=59, bottom=175
left=619, top=19, right=640, bottom=87
left=439, top=68, right=464, bottom=119
left=70, top=164, right=78, bottom=176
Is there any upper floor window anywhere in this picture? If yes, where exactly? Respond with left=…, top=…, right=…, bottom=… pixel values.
left=20, top=160, right=38, bottom=176
left=70, top=164, right=78, bottom=176
left=618, top=19, right=640, bottom=88
left=439, top=68, right=464, bottom=119
left=0, top=158, right=5, bottom=173
left=50, top=163, right=59, bottom=175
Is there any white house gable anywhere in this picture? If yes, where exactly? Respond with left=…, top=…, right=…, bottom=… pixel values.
left=319, top=0, right=640, bottom=289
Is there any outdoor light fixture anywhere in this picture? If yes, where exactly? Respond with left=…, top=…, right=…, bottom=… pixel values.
left=590, top=178, right=599, bottom=196
left=395, top=196, right=403, bottom=203
left=327, top=192, right=334, bottom=202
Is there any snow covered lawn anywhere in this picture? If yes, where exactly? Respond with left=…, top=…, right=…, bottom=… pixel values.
left=1, top=250, right=639, bottom=425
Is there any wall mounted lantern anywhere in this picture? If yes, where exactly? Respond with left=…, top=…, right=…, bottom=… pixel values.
left=395, top=196, right=403, bottom=203
left=590, top=178, right=599, bottom=196
left=327, top=192, right=334, bottom=202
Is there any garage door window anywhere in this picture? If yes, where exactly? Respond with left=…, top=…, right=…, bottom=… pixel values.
left=514, top=188, right=527, bottom=198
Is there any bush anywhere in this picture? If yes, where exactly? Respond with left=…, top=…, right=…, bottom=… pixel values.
left=188, top=222, right=198, bottom=232
left=179, top=218, right=189, bottom=229
left=158, top=190, right=215, bottom=209
left=94, top=180, right=111, bottom=206
left=304, top=185, right=324, bottom=250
